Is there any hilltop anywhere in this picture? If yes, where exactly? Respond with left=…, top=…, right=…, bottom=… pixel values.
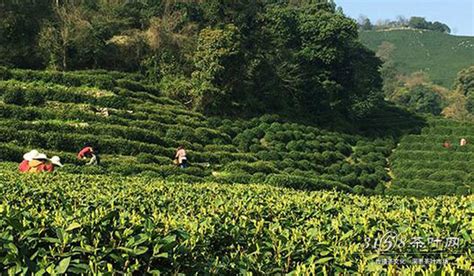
left=359, top=29, right=474, bottom=88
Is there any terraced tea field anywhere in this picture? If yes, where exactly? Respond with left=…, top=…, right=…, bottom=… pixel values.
left=0, top=67, right=472, bottom=274
left=0, top=67, right=404, bottom=194
left=390, top=118, right=474, bottom=196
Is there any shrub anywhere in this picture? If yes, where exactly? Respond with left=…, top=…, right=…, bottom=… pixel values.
left=224, top=161, right=253, bottom=174
left=341, top=173, right=358, bottom=187
left=224, top=161, right=275, bottom=174
left=78, top=165, right=107, bottom=175
left=108, top=164, right=144, bottom=176
left=153, top=165, right=179, bottom=178
left=0, top=66, right=11, bottom=80
left=166, top=126, right=196, bottom=142
left=3, top=88, right=25, bottom=105
left=95, top=96, right=128, bottom=109
left=116, top=79, right=146, bottom=92
left=335, top=142, right=352, bottom=156
left=265, top=174, right=352, bottom=192
left=159, top=75, right=193, bottom=103
left=138, top=170, right=163, bottom=179
left=353, top=185, right=366, bottom=194
left=249, top=144, right=265, bottom=153
left=251, top=161, right=276, bottom=174
left=214, top=172, right=252, bottom=184
left=25, top=90, right=46, bottom=106
left=374, top=183, right=386, bottom=194
left=251, top=172, right=266, bottom=183
left=257, top=150, right=281, bottom=161
left=394, top=85, right=443, bottom=115
left=195, top=127, right=230, bottom=145
left=168, top=174, right=202, bottom=184
left=136, top=153, right=157, bottom=164
left=0, top=143, right=23, bottom=161
left=180, top=167, right=210, bottom=178
left=204, top=144, right=238, bottom=153
left=455, top=186, right=471, bottom=195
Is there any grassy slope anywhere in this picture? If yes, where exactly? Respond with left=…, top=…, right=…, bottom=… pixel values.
left=359, top=29, right=474, bottom=88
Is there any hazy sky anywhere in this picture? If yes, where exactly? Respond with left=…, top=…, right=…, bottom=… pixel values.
left=335, top=0, right=474, bottom=36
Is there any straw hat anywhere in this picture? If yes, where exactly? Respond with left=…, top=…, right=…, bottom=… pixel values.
left=23, top=150, right=39, bottom=161
left=32, top=153, right=48, bottom=160
left=50, top=156, right=63, bottom=167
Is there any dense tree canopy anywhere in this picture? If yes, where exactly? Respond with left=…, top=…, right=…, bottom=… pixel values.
left=0, top=0, right=383, bottom=119
left=394, top=85, right=443, bottom=115
left=455, top=66, right=474, bottom=97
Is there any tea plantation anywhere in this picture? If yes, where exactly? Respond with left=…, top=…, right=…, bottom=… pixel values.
left=0, top=170, right=472, bottom=274
left=0, top=68, right=473, bottom=274
left=390, top=118, right=474, bottom=196
left=0, top=67, right=404, bottom=195
left=360, top=30, right=474, bottom=88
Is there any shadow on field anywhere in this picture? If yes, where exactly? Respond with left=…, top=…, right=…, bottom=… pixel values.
left=252, top=102, right=428, bottom=140
left=354, top=103, right=427, bottom=139
left=222, top=101, right=428, bottom=142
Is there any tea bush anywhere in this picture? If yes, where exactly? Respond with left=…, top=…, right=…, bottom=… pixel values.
left=388, top=117, right=474, bottom=196
left=1, top=172, right=470, bottom=274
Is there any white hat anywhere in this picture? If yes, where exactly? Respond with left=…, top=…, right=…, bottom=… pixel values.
left=23, top=150, right=40, bottom=161
left=32, top=153, right=48, bottom=160
left=50, top=156, right=63, bottom=167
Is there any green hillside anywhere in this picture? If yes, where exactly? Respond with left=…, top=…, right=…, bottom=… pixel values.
left=0, top=67, right=403, bottom=195
left=0, top=1, right=472, bottom=273
left=360, top=29, right=474, bottom=88
left=1, top=67, right=473, bottom=199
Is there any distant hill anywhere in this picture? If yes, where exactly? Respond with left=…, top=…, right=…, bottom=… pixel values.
left=360, top=29, right=474, bottom=88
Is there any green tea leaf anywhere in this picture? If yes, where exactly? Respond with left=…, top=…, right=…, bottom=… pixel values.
left=66, top=222, right=81, bottom=232
left=56, top=257, right=71, bottom=274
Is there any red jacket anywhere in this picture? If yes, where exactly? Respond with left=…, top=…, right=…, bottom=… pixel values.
left=78, top=147, right=93, bottom=159
left=18, top=160, right=30, bottom=172
left=43, top=163, right=54, bottom=172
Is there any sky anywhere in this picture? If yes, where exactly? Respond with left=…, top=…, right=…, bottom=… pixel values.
left=335, top=0, right=474, bottom=36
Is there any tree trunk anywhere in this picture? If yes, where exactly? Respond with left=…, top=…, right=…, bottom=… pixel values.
left=62, top=43, right=67, bottom=71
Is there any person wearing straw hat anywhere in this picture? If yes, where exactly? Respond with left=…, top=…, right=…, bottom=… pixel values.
left=19, top=149, right=39, bottom=172
left=47, top=156, right=64, bottom=172
left=27, top=152, right=49, bottom=173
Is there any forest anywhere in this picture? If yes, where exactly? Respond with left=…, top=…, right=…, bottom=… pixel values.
left=0, top=0, right=382, bottom=118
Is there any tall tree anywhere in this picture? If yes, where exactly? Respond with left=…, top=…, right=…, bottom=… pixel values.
left=39, top=5, right=92, bottom=70
left=190, top=24, right=242, bottom=113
